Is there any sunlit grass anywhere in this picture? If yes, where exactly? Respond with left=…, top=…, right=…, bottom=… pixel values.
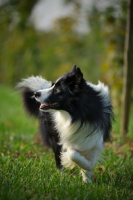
left=0, top=85, right=133, bottom=200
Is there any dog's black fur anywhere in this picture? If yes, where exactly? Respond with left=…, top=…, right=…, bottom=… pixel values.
left=21, top=88, right=62, bottom=169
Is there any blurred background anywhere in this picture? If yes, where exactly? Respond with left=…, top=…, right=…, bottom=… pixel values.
left=0, top=0, right=127, bottom=107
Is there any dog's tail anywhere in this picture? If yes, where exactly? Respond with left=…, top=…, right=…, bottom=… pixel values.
left=16, top=76, right=52, bottom=117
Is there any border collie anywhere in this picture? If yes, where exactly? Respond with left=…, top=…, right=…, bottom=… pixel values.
left=17, top=65, right=113, bottom=182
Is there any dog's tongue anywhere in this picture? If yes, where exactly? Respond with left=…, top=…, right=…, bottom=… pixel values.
left=40, top=103, right=49, bottom=109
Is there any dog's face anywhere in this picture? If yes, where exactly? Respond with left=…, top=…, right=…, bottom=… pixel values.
left=34, top=65, right=84, bottom=113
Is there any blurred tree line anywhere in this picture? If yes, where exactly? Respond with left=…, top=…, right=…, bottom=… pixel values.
left=0, top=0, right=127, bottom=105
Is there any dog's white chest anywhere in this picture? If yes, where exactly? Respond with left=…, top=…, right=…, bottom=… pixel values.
left=53, top=110, right=103, bottom=152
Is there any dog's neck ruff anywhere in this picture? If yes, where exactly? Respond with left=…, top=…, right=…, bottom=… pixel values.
left=53, top=110, right=103, bottom=152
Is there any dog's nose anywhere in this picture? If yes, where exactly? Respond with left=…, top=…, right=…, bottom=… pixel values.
left=34, top=91, right=41, bottom=98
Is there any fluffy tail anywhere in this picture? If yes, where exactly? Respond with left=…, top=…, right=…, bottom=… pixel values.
left=16, top=76, right=52, bottom=117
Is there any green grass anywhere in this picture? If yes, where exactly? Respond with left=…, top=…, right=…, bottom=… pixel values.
left=0, top=85, right=133, bottom=200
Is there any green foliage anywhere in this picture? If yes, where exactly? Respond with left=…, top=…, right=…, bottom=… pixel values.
left=0, top=0, right=39, bottom=84
left=0, top=86, right=133, bottom=200
left=99, top=1, right=127, bottom=105
left=0, top=0, right=104, bottom=86
left=0, top=0, right=128, bottom=106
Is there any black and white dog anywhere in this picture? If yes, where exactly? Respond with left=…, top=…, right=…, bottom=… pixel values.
left=17, top=65, right=113, bottom=182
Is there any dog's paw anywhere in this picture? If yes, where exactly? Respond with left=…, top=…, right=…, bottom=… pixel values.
left=81, top=170, right=93, bottom=183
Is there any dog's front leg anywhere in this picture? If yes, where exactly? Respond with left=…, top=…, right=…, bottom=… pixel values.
left=67, top=148, right=92, bottom=171
left=81, top=170, right=93, bottom=183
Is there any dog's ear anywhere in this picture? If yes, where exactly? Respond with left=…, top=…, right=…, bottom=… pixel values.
left=72, top=65, right=83, bottom=82
left=67, top=65, right=83, bottom=95
left=72, top=65, right=77, bottom=73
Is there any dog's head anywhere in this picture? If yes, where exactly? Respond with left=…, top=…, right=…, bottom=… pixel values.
left=34, top=65, right=85, bottom=112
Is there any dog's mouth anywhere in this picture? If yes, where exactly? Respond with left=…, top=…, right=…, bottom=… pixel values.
left=39, top=102, right=59, bottom=111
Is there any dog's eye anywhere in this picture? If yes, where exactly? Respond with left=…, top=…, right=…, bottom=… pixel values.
left=54, top=87, right=60, bottom=93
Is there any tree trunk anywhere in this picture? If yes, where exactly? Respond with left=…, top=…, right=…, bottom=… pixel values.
left=121, top=0, right=133, bottom=135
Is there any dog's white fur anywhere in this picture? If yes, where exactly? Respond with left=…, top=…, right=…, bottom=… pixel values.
left=53, top=110, right=104, bottom=182
left=18, top=76, right=109, bottom=182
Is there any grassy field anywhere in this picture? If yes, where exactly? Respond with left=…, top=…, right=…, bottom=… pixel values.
left=0, top=85, right=133, bottom=200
